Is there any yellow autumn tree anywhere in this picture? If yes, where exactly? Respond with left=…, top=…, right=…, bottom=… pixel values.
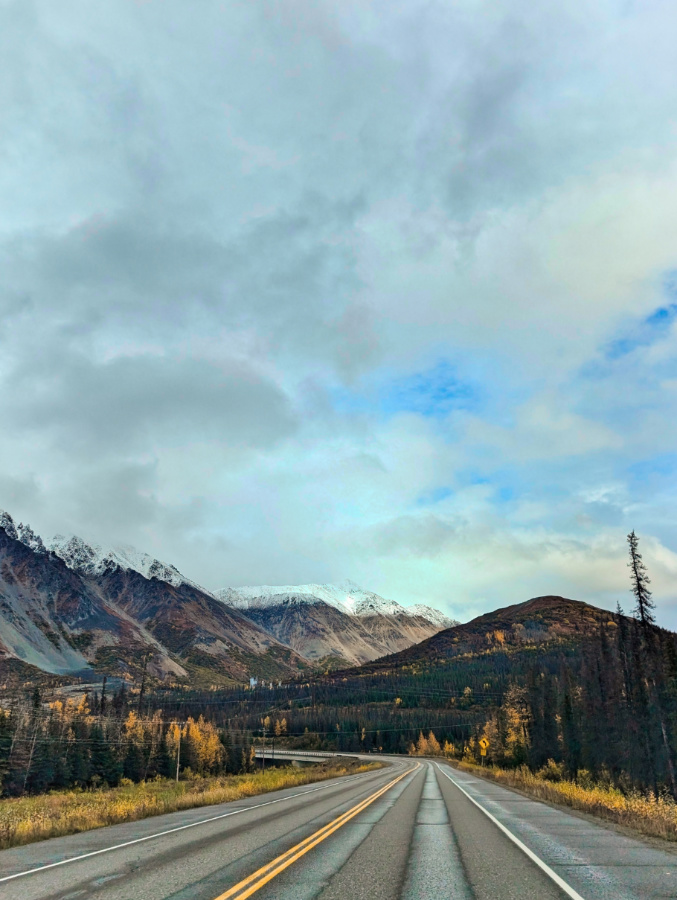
left=185, top=716, right=225, bottom=775
left=166, top=721, right=182, bottom=760
left=502, top=684, right=530, bottom=763
left=415, top=731, right=429, bottom=756
left=124, top=711, right=146, bottom=747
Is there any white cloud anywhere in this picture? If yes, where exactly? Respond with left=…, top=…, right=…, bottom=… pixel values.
left=1, top=0, right=677, bottom=627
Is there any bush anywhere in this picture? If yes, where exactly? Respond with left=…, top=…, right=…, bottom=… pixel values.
left=537, top=759, right=565, bottom=782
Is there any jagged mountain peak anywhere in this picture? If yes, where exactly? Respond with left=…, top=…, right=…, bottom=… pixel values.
left=219, top=581, right=456, bottom=668
left=0, top=510, right=307, bottom=682
left=1, top=509, right=46, bottom=553
left=49, top=533, right=210, bottom=594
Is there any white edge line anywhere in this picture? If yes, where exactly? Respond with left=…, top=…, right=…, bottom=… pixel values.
left=435, top=763, right=586, bottom=900
left=0, top=765, right=398, bottom=884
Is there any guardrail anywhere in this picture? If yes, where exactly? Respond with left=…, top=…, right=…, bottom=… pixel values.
left=253, top=749, right=355, bottom=760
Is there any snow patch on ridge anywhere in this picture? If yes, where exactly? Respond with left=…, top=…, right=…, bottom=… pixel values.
left=406, top=604, right=458, bottom=628
left=49, top=534, right=210, bottom=594
left=218, top=580, right=456, bottom=627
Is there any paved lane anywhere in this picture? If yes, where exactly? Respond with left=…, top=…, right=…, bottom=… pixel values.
left=436, top=761, right=677, bottom=900
left=1, top=756, right=676, bottom=899
left=0, top=762, right=409, bottom=900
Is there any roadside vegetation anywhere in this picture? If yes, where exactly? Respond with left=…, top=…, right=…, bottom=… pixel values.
left=0, top=759, right=377, bottom=851
left=456, top=759, right=677, bottom=842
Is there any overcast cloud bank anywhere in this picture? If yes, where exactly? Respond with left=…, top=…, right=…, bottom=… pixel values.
left=2, top=0, right=677, bottom=624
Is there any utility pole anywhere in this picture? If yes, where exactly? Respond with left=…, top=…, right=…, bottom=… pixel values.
left=138, top=650, right=151, bottom=714
left=175, top=727, right=181, bottom=783
left=261, top=722, right=266, bottom=773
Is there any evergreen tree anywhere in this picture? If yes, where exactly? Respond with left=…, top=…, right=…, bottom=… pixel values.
left=90, top=725, right=121, bottom=786
left=26, top=741, right=56, bottom=794
left=154, top=735, right=174, bottom=779
left=0, top=711, right=11, bottom=792
left=123, top=741, right=145, bottom=782
left=628, top=531, right=656, bottom=629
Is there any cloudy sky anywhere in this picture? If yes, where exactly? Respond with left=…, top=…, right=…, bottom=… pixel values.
left=2, top=0, right=677, bottom=625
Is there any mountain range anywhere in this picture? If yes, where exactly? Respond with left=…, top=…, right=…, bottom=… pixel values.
left=219, top=583, right=457, bottom=667
left=0, top=510, right=456, bottom=683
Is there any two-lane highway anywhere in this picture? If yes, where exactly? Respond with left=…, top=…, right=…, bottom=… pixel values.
left=1, top=756, right=676, bottom=899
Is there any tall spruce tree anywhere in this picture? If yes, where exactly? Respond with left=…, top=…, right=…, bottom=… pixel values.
left=627, top=531, right=656, bottom=629
left=627, top=531, right=677, bottom=795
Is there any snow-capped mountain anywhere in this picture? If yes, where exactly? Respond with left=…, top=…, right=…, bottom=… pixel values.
left=405, top=604, right=458, bottom=629
left=49, top=534, right=208, bottom=594
left=0, top=508, right=459, bottom=679
left=219, top=581, right=456, bottom=627
left=0, top=511, right=305, bottom=682
left=218, top=582, right=458, bottom=667
left=1, top=511, right=47, bottom=553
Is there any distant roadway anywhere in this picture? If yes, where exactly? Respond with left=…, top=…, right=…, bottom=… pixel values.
left=1, top=754, right=676, bottom=899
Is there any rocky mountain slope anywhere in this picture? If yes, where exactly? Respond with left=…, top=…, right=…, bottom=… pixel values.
left=218, top=582, right=457, bottom=666
left=0, top=512, right=305, bottom=683
left=0, top=512, right=167, bottom=677
left=0, top=510, right=457, bottom=681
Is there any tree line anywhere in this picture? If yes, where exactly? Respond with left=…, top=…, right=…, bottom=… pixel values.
left=3, top=531, right=675, bottom=799
left=0, top=684, right=258, bottom=796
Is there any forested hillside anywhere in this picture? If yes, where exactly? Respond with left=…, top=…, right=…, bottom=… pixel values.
left=152, top=594, right=677, bottom=797
left=3, top=536, right=677, bottom=803
left=2, top=595, right=676, bottom=798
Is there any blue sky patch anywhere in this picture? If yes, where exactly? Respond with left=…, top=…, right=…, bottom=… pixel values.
left=379, top=361, right=476, bottom=417
left=416, top=486, right=454, bottom=506
left=333, top=360, right=478, bottom=420
left=605, top=273, right=677, bottom=360
left=627, top=453, right=677, bottom=483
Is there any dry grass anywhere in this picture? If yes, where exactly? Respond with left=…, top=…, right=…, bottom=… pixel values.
left=0, top=761, right=379, bottom=850
left=457, top=761, right=677, bottom=842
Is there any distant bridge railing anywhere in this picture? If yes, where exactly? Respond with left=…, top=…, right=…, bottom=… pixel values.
left=253, top=748, right=357, bottom=761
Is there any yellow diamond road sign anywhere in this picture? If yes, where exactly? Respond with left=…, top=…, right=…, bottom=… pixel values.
left=479, top=737, right=490, bottom=749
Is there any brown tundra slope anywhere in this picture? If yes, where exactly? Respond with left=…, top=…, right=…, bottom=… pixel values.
left=352, top=594, right=619, bottom=675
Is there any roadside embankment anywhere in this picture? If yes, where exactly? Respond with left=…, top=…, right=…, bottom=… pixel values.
left=0, top=759, right=380, bottom=850
left=454, top=760, right=677, bottom=842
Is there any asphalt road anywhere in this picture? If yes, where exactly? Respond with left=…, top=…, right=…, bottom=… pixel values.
left=1, top=757, right=676, bottom=899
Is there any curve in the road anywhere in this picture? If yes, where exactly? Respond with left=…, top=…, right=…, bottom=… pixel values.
left=2, top=755, right=676, bottom=899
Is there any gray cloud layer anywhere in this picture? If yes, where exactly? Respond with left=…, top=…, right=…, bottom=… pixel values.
left=2, top=0, right=677, bottom=624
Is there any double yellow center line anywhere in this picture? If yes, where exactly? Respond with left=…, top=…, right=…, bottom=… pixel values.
left=214, top=765, right=417, bottom=900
